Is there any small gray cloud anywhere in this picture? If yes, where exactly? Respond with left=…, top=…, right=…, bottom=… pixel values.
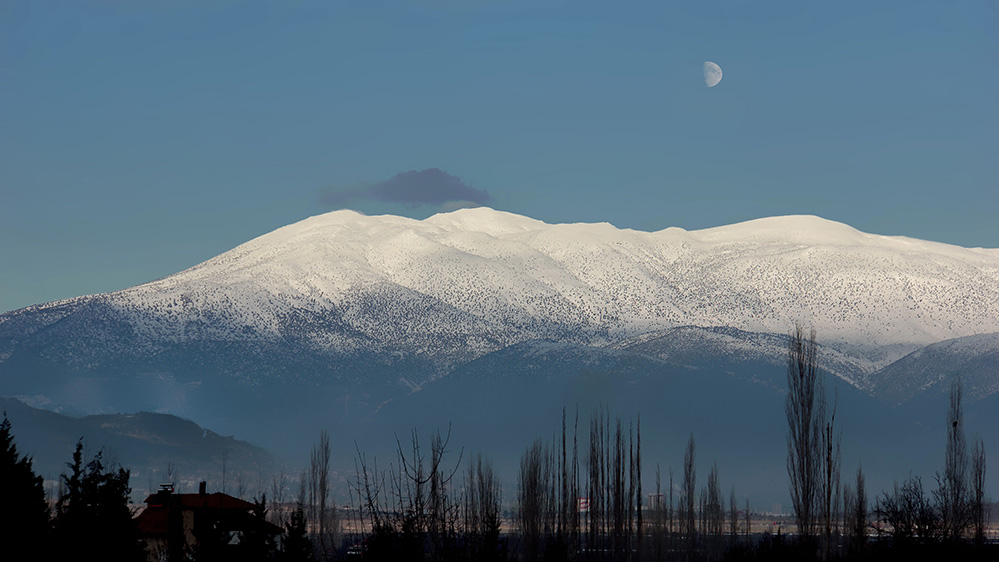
left=321, top=168, right=491, bottom=208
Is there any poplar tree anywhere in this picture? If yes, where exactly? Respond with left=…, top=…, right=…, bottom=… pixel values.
left=786, top=325, right=821, bottom=542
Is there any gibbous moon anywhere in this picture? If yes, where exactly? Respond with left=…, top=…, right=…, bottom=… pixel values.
left=704, top=61, right=723, bottom=87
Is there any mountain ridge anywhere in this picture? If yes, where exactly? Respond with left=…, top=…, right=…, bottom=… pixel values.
left=103, top=209, right=999, bottom=348
left=2, top=207, right=998, bottom=430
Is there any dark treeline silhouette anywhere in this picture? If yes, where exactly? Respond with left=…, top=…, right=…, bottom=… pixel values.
left=330, top=327, right=993, bottom=562
left=2, top=412, right=145, bottom=560
left=1, top=326, right=994, bottom=561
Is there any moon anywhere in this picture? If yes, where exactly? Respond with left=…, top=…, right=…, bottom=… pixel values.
left=704, top=61, right=723, bottom=87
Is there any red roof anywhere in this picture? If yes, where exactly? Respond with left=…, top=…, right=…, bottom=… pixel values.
left=143, top=491, right=256, bottom=510
left=135, top=507, right=169, bottom=537
left=136, top=492, right=281, bottom=536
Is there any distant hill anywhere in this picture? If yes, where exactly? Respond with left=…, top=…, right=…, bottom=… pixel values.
left=0, top=396, right=273, bottom=498
left=870, top=332, right=999, bottom=405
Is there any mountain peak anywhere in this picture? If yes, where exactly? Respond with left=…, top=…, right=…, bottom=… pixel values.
left=691, top=215, right=867, bottom=245
left=424, top=206, right=548, bottom=235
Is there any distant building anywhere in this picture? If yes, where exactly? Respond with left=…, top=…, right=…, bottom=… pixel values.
left=135, top=482, right=281, bottom=562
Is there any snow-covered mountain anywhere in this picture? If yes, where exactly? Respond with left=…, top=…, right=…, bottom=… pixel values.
left=3, top=206, right=999, bottom=466
left=3, top=207, right=999, bottom=384
left=120, top=208, right=999, bottom=351
left=4, top=207, right=997, bottom=496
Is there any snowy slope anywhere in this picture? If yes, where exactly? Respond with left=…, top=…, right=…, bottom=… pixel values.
left=870, top=332, right=999, bottom=405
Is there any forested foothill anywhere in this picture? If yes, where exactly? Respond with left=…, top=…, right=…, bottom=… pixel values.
left=2, top=327, right=996, bottom=561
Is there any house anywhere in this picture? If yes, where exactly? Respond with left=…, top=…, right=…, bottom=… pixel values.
left=136, top=482, right=281, bottom=562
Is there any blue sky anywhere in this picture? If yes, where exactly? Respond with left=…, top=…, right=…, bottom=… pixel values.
left=1, top=0, right=996, bottom=313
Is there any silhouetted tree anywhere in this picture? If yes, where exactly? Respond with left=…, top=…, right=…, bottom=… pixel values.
left=728, top=487, right=738, bottom=547
left=786, top=325, right=821, bottom=543
left=53, top=440, right=145, bottom=561
left=744, top=499, right=751, bottom=547
left=283, top=493, right=316, bottom=562
left=237, top=494, right=278, bottom=562
left=308, top=429, right=337, bottom=562
left=819, top=389, right=841, bottom=560
left=848, top=465, right=867, bottom=556
left=706, top=462, right=723, bottom=559
left=681, top=434, right=696, bottom=561
left=463, top=452, right=504, bottom=562
left=651, top=465, right=666, bottom=561
left=0, top=414, right=50, bottom=550
left=351, top=426, right=463, bottom=562
left=612, top=419, right=625, bottom=559
left=519, top=438, right=549, bottom=562
left=426, top=429, right=462, bottom=562
left=875, top=475, right=938, bottom=545
left=635, top=417, right=643, bottom=560
left=670, top=468, right=676, bottom=559
left=936, top=378, right=970, bottom=541
left=588, top=411, right=603, bottom=555
left=270, top=467, right=290, bottom=530
left=970, top=437, right=987, bottom=545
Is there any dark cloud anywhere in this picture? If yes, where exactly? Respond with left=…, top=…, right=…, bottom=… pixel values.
left=321, top=168, right=491, bottom=208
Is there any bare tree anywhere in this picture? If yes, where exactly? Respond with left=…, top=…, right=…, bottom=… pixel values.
left=519, top=438, right=551, bottom=562
left=705, top=462, right=723, bottom=560
left=349, top=426, right=463, bottom=561
left=635, top=417, right=643, bottom=560
left=729, top=487, right=738, bottom=546
left=588, top=411, right=603, bottom=554
left=970, top=437, right=987, bottom=545
left=464, top=452, right=502, bottom=561
left=669, top=467, right=675, bottom=560
left=560, top=408, right=570, bottom=545
left=426, top=428, right=462, bottom=561
left=875, top=475, right=938, bottom=544
left=652, top=465, right=666, bottom=562
left=842, top=483, right=853, bottom=552
left=237, top=471, right=248, bottom=499
left=611, top=420, right=624, bottom=557
left=681, top=433, right=696, bottom=561
left=937, top=378, right=970, bottom=541
left=570, top=408, right=582, bottom=557
left=848, top=465, right=867, bottom=555
left=699, top=488, right=707, bottom=548
left=309, top=428, right=337, bottom=561
left=786, top=325, right=821, bottom=541
left=819, top=388, right=841, bottom=560
left=221, top=449, right=229, bottom=494
left=270, top=467, right=289, bottom=529
left=744, top=499, right=751, bottom=546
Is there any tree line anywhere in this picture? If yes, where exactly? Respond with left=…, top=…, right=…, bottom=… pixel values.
left=1, top=417, right=147, bottom=560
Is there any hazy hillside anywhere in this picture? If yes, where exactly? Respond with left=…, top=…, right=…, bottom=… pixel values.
left=0, top=396, right=272, bottom=497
